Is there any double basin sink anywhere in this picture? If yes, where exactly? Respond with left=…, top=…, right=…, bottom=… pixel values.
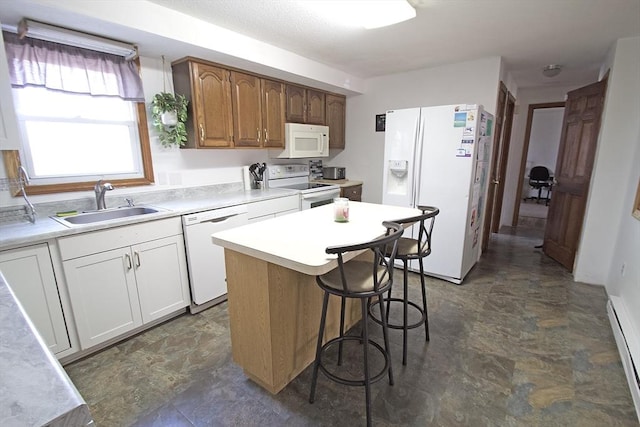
left=52, top=206, right=165, bottom=227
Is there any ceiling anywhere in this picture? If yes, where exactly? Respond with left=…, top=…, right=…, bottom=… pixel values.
left=145, top=0, right=640, bottom=88
left=1, top=0, right=639, bottom=91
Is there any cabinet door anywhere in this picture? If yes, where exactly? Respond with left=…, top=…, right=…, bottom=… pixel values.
left=64, top=248, right=142, bottom=349
left=285, top=84, right=306, bottom=123
left=306, top=89, right=326, bottom=125
left=326, top=94, right=346, bottom=149
left=191, top=62, right=234, bottom=148
left=342, top=184, right=362, bottom=202
left=232, top=71, right=262, bottom=147
left=0, top=244, right=70, bottom=354
left=261, top=79, right=286, bottom=148
left=133, top=235, right=190, bottom=323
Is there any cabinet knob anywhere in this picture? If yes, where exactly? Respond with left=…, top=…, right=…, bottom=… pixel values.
left=134, top=252, right=141, bottom=267
left=264, top=129, right=268, bottom=142
left=199, top=124, right=205, bottom=141
left=257, top=128, right=261, bottom=143
left=125, top=253, right=132, bottom=270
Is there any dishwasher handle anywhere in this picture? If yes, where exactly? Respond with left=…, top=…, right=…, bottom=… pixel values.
left=202, top=213, right=243, bottom=224
left=182, top=205, right=248, bottom=226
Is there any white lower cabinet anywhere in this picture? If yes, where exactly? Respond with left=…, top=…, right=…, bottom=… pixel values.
left=63, top=246, right=143, bottom=349
left=246, top=194, right=299, bottom=223
left=0, top=243, right=71, bottom=354
left=133, top=236, right=190, bottom=322
left=59, top=218, right=189, bottom=350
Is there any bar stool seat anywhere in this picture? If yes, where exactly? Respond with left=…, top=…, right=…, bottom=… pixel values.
left=309, top=221, right=403, bottom=427
left=370, top=205, right=439, bottom=365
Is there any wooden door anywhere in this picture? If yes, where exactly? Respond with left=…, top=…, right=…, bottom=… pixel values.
left=261, top=79, right=286, bottom=148
left=232, top=71, right=262, bottom=147
left=286, top=84, right=306, bottom=122
left=191, top=62, right=233, bottom=147
left=481, top=83, right=507, bottom=251
left=306, top=89, right=326, bottom=125
left=326, top=94, right=346, bottom=149
left=543, top=79, right=607, bottom=270
left=491, top=92, right=515, bottom=233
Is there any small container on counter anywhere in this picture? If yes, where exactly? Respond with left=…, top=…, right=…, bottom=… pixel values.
left=333, top=198, right=349, bottom=222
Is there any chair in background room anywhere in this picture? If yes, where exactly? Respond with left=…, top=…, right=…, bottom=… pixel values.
left=527, top=166, right=553, bottom=205
left=370, top=205, right=439, bottom=366
left=309, top=221, right=403, bottom=427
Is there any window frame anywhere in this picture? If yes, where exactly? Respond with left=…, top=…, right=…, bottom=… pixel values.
left=2, top=59, right=154, bottom=196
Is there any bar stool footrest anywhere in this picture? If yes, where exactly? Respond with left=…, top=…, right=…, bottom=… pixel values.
left=369, top=298, right=427, bottom=330
left=317, top=335, right=390, bottom=387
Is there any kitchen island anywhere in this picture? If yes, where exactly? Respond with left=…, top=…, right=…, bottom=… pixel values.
left=211, top=202, right=420, bottom=394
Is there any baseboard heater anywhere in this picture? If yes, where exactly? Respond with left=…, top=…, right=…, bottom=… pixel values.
left=607, top=296, right=640, bottom=421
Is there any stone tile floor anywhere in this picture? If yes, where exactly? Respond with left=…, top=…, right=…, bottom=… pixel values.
left=65, top=226, right=638, bottom=426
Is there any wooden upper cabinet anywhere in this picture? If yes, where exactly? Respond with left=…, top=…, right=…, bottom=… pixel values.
left=261, top=79, right=286, bottom=148
left=285, top=84, right=306, bottom=123
left=286, top=84, right=326, bottom=125
left=172, top=60, right=233, bottom=148
left=172, top=57, right=343, bottom=150
left=231, top=71, right=262, bottom=147
left=306, top=89, right=326, bottom=125
left=326, top=94, right=346, bottom=149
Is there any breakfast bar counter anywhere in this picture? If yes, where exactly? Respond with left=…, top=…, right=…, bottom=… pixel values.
left=212, top=202, right=419, bottom=393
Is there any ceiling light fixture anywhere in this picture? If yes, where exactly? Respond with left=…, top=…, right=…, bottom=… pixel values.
left=15, top=19, right=137, bottom=60
left=303, top=0, right=416, bottom=29
left=542, top=64, right=562, bottom=78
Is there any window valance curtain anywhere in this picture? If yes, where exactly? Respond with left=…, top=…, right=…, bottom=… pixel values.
left=3, top=31, right=144, bottom=101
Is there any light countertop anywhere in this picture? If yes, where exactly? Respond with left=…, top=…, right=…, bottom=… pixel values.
left=0, top=187, right=297, bottom=251
left=0, top=272, right=92, bottom=426
left=211, top=201, right=419, bottom=276
left=311, top=178, right=363, bottom=187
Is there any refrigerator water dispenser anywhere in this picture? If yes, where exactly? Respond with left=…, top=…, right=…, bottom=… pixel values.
left=387, top=160, right=409, bottom=195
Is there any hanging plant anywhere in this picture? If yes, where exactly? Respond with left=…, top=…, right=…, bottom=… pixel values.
left=151, top=92, right=188, bottom=147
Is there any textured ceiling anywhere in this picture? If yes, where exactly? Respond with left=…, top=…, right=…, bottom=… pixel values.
left=145, top=0, right=640, bottom=88
left=1, top=1, right=638, bottom=90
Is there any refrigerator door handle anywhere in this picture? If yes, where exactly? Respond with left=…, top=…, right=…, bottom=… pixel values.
left=411, top=113, right=425, bottom=207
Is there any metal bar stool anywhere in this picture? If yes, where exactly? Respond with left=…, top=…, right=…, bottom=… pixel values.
left=309, top=221, right=403, bottom=427
left=370, top=205, right=439, bottom=365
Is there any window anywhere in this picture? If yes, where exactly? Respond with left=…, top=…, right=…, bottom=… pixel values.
left=3, top=29, right=153, bottom=195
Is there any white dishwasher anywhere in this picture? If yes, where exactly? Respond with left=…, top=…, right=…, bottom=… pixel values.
left=182, top=204, right=248, bottom=313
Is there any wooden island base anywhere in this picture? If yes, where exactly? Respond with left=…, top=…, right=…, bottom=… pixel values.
left=224, top=249, right=361, bottom=394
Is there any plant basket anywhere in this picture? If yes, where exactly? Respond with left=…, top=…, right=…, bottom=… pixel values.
left=151, top=92, right=188, bottom=147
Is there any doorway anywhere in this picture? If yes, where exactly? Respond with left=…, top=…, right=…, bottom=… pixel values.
left=512, top=102, right=565, bottom=229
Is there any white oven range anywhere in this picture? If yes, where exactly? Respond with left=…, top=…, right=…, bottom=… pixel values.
left=267, top=164, right=340, bottom=210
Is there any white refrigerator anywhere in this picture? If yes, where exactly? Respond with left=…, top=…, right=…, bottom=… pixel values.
left=382, top=104, right=494, bottom=284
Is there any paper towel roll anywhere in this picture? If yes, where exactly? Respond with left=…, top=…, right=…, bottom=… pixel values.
left=242, top=166, right=251, bottom=191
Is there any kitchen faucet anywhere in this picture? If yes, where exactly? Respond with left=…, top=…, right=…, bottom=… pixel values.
left=94, top=180, right=114, bottom=210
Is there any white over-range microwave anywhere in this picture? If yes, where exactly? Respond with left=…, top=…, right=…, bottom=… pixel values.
left=269, top=123, right=329, bottom=159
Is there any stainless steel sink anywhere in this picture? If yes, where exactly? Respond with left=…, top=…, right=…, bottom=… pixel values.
left=52, top=206, right=164, bottom=227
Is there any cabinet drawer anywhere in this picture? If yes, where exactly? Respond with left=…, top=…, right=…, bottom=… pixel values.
left=246, top=195, right=300, bottom=219
left=341, top=184, right=362, bottom=202
left=58, top=217, right=182, bottom=260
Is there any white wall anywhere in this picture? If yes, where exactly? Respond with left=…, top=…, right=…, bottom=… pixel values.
left=521, top=107, right=563, bottom=199
left=527, top=108, right=563, bottom=174
left=332, top=56, right=502, bottom=203
left=576, top=36, right=640, bottom=287
left=0, top=55, right=272, bottom=208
